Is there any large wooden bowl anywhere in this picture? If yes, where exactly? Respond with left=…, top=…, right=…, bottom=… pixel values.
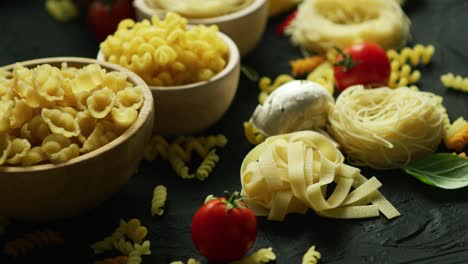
left=133, top=0, right=268, bottom=57
left=98, top=32, right=240, bottom=136
left=0, top=57, right=154, bottom=221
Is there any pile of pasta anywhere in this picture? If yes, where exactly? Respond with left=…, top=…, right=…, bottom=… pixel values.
left=100, top=12, right=229, bottom=87
left=240, top=130, right=400, bottom=221
left=328, top=86, right=444, bottom=169
left=0, top=63, right=144, bottom=166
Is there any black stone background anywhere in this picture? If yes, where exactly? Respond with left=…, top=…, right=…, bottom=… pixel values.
left=1, top=0, right=468, bottom=263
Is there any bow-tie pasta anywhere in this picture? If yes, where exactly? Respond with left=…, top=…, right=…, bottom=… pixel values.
left=0, top=63, right=145, bottom=166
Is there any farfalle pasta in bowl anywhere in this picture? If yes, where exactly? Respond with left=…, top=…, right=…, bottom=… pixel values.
left=132, top=0, right=268, bottom=57
left=0, top=57, right=154, bottom=220
left=98, top=13, right=240, bottom=135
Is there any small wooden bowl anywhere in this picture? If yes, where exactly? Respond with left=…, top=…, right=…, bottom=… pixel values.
left=98, top=32, right=240, bottom=136
left=133, top=0, right=268, bottom=57
left=0, top=57, right=154, bottom=221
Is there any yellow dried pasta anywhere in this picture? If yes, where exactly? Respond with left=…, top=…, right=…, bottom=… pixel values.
left=100, top=13, right=229, bottom=86
left=81, top=122, right=118, bottom=153
left=21, top=146, right=48, bottom=166
left=196, top=149, right=220, bottom=181
left=151, top=185, right=167, bottom=216
left=387, top=44, right=435, bottom=66
left=6, top=138, right=31, bottom=165
left=232, top=247, right=277, bottom=264
left=444, top=117, right=468, bottom=152
left=244, top=121, right=267, bottom=145
left=41, top=108, right=80, bottom=138
left=87, top=87, right=116, bottom=119
left=441, top=73, right=468, bottom=92
left=169, top=259, right=201, bottom=264
left=302, top=246, right=321, bottom=264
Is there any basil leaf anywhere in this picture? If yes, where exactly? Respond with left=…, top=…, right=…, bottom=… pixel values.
left=402, top=153, right=468, bottom=189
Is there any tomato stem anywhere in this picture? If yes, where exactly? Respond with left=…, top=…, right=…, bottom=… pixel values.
left=223, top=191, right=246, bottom=210
left=334, top=47, right=360, bottom=71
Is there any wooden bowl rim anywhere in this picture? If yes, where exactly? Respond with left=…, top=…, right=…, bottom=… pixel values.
left=133, top=0, right=267, bottom=24
left=0, top=57, right=154, bottom=173
left=97, top=30, right=240, bottom=93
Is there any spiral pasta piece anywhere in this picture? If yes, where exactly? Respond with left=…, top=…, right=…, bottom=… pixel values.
left=3, top=230, right=64, bottom=257
left=241, top=130, right=400, bottom=221
left=151, top=185, right=167, bottom=216
left=232, top=247, right=277, bottom=264
left=388, top=60, right=421, bottom=88
left=91, top=219, right=128, bottom=254
left=144, top=135, right=169, bottom=161
left=196, top=149, right=220, bottom=181
left=387, top=44, right=435, bottom=66
left=126, top=218, right=148, bottom=244
left=444, top=117, right=468, bottom=151
left=441, top=73, right=468, bottom=92
left=306, top=61, right=335, bottom=95
left=244, top=121, right=267, bottom=145
left=290, top=56, right=325, bottom=76
left=302, top=246, right=321, bottom=264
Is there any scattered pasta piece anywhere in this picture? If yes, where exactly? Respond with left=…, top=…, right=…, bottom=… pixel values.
left=302, top=246, right=321, bottom=264
left=258, top=75, right=295, bottom=104
left=387, top=44, right=435, bottom=66
left=196, top=149, right=220, bottom=181
left=3, top=230, right=64, bottom=257
left=126, top=218, right=148, bottom=244
left=45, top=0, right=79, bottom=22
left=387, top=60, right=421, bottom=88
left=151, top=185, right=167, bottom=216
left=170, top=258, right=201, bottom=264
left=100, top=13, right=228, bottom=86
left=453, top=152, right=467, bottom=158
left=232, top=247, right=277, bottom=264
left=290, top=56, right=325, bottom=76
left=306, top=61, right=334, bottom=95
left=441, top=73, right=468, bottom=92
left=241, top=130, right=400, bottom=221
left=91, top=219, right=128, bottom=254
left=244, top=122, right=267, bottom=145
left=95, top=256, right=128, bottom=264
left=444, top=117, right=468, bottom=152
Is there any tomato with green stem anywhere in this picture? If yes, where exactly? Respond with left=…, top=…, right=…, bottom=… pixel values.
left=191, top=191, right=257, bottom=263
left=333, top=42, right=391, bottom=92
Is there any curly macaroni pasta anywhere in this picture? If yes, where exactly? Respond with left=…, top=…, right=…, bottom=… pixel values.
left=290, top=56, right=325, bottom=76
left=387, top=44, right=435, bottom=66
left=151, top=185, right=167, bottom=216
left=444, top=117, right=468, bottom=152
left=302, top=246, right=321, bottom=264
left=441, top=73, right=468, bottom=92
left=3, top=230, right=64, bottom=257
left=232, top=247, right=277, bottom=264
left=196, top=149, right=220, bottom=181
left=100, top=13, right=228, bottom=86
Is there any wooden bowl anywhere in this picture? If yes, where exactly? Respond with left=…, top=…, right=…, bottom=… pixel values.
left=133, top=0, right=268, bottom=57
left=0, top=57, right=154, bottom=221
left=98, top=32, right=240, bottom=136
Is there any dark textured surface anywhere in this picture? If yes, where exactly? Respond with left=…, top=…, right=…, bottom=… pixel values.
left=1, top=0, right=468, bottom=263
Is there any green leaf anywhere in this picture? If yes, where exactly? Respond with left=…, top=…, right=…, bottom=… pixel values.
left=402, top=153, right=468, bottom=189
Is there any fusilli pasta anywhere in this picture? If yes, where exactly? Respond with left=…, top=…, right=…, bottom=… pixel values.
left=232, top=247, right=277, bottom=264
left=91, top=219, right=128, bottom=254
left=151, top=185, right=167, bottom=216
left=244, top=121, right=267, bottom=145
left=441, top=73, right=468, bottom=92
left=290, top=56, right=325, bottom=76
left=126, top=218, right=148, bottom=244
left=302, top=246, right=321, bottom=264
left=196, top=149, right=220, bottom=181
left=444, top=117, right=468, bottom=151
left=387, top=44, right=435, bottom=66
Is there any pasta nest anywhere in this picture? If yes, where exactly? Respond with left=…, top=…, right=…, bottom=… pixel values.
left=286, top=0, right=411, bottom=53
left=327, top=85, right=445, bottom=169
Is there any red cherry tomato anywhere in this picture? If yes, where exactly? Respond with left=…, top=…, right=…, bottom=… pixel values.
left=87, top=0, right=135, bottom=41
left=191, top=192, right=257, bottom=263
left=333, top=42, right=391, bottom=92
